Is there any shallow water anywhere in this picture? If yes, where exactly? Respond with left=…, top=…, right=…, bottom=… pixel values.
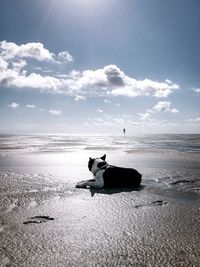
left=0, top=134, right=200, bottom=154
left=0, top=148, right=199, bottom=214
left=0, top=133, right=200, bottom=210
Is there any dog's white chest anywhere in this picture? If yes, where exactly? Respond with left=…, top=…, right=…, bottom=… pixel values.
left=94, top=169, right=105, bottom=187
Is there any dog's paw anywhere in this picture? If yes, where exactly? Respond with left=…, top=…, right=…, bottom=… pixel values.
left=76, top=181, right=87, bottom=188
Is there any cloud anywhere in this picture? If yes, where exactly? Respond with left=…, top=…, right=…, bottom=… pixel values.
left=7, top=102, right=19, bottom=109
left=26, top=104, right=35, bottom=108
left=0, top=41, right=54, bottom=61
left=85, top=115, right=138, bottom=128
left=109, top=66, right=179, bottom=97
left=83, top=111, right=183, bottom=133
left=138, top=101, right=179, bottom=122
left=153, top=101, right=179, bottom=113
left=0, top=57, right=8, bottom=71
left=0, top=40, right=73, bottom=63
left=12, top=60, right=27, bottom=71
left=74, top=95, right=86, bottom=101
left=187, top=117, right=200, bottom=122
left=49, top=109, right=62, bottom=115
left=192, top=87, right=200, bottom=94
left=104, top=99, right=111, bottom=104
left=7, top=72, right=63, bottom=90
left=138, top=112, right=152, bottom=121
left=58, top=51, right=73, bottom=62
left=97, top=109, right=103, bottom=113
left=73, top=65, right=179, bottom=98
left=170, top=108, right=179, bottom=113
left=24, top=64, right=177, bottom=98
left=154, top=101, right=171, bottom=112
left=0, top=41, right=179, bottom=99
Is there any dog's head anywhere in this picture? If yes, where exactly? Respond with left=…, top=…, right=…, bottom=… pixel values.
left=88, top=154, right=107, bottom=174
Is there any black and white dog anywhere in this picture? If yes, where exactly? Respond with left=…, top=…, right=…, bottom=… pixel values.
left=76, top=154, right=142, bottom=189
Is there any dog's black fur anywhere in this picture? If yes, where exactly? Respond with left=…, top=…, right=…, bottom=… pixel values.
left=76, top=154, right=142, bottom=189
left=101, top=165, right=142, bottom=188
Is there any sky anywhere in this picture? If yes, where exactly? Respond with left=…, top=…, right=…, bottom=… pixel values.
left=0, top=0, right=200, bottom=134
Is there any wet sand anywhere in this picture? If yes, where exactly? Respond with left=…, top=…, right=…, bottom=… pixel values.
left=0, top=150, right=200, bottom=266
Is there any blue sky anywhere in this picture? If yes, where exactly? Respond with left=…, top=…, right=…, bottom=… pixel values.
left=0, top=0, right=200, bottom=134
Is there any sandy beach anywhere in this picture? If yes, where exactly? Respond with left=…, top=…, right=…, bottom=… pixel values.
left=0, top=135, right=200, bottom=266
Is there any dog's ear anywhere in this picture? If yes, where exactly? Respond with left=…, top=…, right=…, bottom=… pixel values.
left=88, top=157, right=94, bottom=171
left=100, top=154, right=106, bottom=161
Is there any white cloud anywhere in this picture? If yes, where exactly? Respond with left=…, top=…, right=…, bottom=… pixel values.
left=146, top=109, right=154, bottom=114
left=109, top=65, right=179, bottom=98
left=139, top=102, right=179, bottom=122
left=139, top=112, right=152, bottom=121
left=86, top=116, right=137, bottom=128
left=104, top=99, right=111, bottom=104
left=49, top=109, right=62, bottom=115
left=170, top=108, right=179, bottom=113
left=58, top=51, right=73, bottom=62
left=0, top=40, right=73, bottom=63
left=74, top=95, right=86, bottom=101
left=192, top=87, right=200, bottom=94
left=12, top=60, right=27, bottom=71
left=0, top=57, right=8, bottom=71
left=165, top=79, right=173, bottom=84
left=153, top=101, right=179, bottom=113
left=0, top=41, right=54, bottom=61
left=7, top=102, right=19, bottom=109
left=154, top=101, right=171, bottom=112
left=70, top=64, right=178, bottom=97
left=97, top=109, right=103, bottom=113
left=187, top=117, right=200, bottom=122
left=26, top=104, right=35, bottom=108
left=0, top=41, right=180, bottom=99
left=84, top=114, right=181, bottom=131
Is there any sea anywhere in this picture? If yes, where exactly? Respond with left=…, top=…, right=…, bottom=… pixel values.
left=0, top=133, right=200, bottom=155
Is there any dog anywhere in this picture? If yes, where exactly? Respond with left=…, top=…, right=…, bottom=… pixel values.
left=76, top=154, right=142, bottom=189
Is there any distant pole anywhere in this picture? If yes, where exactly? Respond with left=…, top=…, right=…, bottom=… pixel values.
left=123, top=128, right=126, bottom=135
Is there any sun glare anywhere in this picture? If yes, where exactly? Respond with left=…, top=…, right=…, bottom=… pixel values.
left=62, top=0, right=106, bottom=11
left=64, top=0, right=100, bottom=7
